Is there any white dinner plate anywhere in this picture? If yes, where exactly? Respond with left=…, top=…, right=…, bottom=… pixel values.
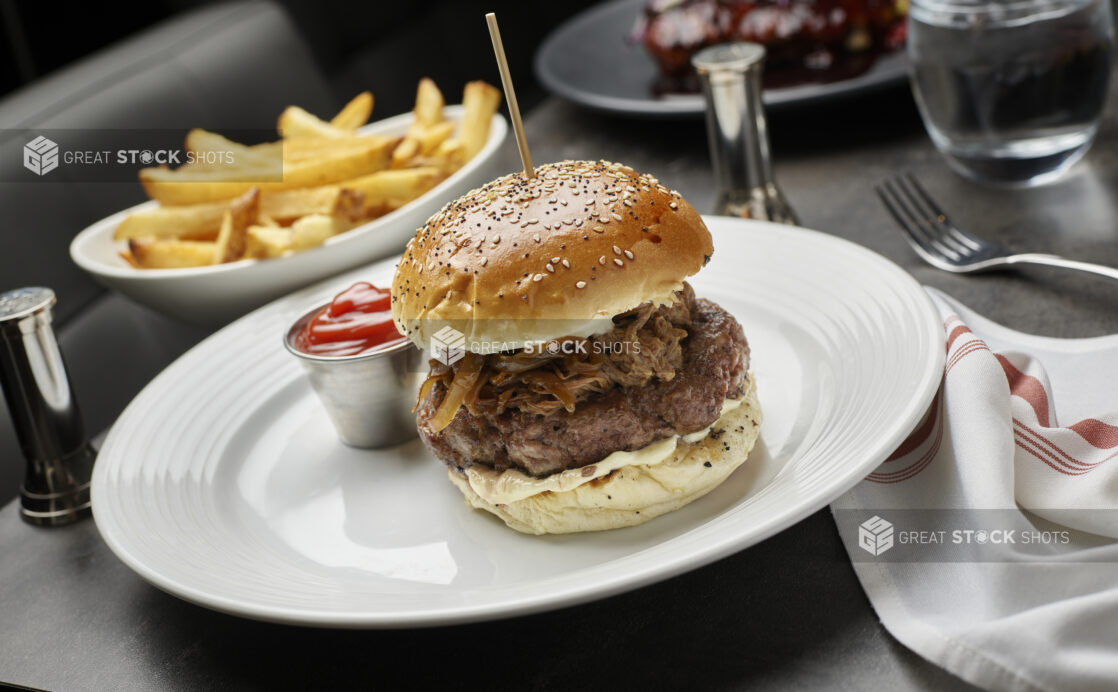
left=70, top=106, right=507, bottom=327
left=92, top=218, right=944, bottom=628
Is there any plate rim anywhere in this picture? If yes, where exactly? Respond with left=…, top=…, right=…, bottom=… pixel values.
left=91, top=218, right=945, bottom=628
left=533, top=0, right=908, bottom=118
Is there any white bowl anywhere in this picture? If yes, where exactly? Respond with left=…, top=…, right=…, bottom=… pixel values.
left=70, top=106, right=507, bottom=326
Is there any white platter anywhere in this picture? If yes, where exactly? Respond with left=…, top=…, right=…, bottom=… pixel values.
left=70, top=106, right=507, bottom=326
left=91, top=218, right=944, bottom=628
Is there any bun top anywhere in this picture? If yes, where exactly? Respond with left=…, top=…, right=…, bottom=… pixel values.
left=391, top=160, right=713, bottom=352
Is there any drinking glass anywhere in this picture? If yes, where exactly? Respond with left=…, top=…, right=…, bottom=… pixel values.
left=908, top=0, right=1115, bottom=186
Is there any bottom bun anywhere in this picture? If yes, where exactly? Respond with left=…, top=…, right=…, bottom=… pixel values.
left=448, top=376, right=762, bottom=535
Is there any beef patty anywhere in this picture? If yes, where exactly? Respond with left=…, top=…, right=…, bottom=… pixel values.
left=416, top=290, right=750, bottom=477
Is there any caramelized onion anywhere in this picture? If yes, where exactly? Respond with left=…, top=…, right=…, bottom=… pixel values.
left=428, top=353, right=483, bottom=432
left=522, top=371, right=577, bottom=412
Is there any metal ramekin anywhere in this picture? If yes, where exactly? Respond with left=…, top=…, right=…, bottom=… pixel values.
left=284, top=302, right=424, bottom=448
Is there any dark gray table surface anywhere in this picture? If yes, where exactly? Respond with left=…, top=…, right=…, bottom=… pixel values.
left=3, top=81, right=1118, bottom=691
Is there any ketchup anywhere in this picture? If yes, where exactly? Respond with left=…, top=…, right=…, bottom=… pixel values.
left=296, top=282, right=407, bottom=357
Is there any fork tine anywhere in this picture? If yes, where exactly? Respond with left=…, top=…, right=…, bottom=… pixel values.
left=893, top=176, right=973, bottom=257
left=903, top=173, right=984, bottom=252
left=876, top=183, right=952, bottom=266
left=877, top=178, right=961, bottom=262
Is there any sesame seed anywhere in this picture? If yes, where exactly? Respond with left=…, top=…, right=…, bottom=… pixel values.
left=532, top=273, right=544, bottom=282
left=598, top=256, right=606, bottom=265
left=533, top=234, right=541, bottom=243
left=614, top=258, right=624, bottom=267
left=576, top=281, right=587, bottom=289
left=598, top=217, right=609, bottom=224
left=669, top=201, right=678, bottom=210
left=593, top=226, right=605, bottom=233
left=528, top=218, right=539, bottom=224
left=546, top=263, right=555, bottom=273
left=624, top=249, right=634, bottom=260
left=611, top=213, right=622, bottom=221
left=561, top=259, right=570, bottom=268
left=481, top=257, right=488, bottom=266
left=551, top=256, right=561, bottom=263
left=612, top=245, right=622, bottom=256
left=491, top=235, right=501, bottom=244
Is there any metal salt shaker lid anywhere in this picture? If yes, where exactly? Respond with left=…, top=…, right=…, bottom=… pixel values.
left=0, top=288, right=94, bottom=526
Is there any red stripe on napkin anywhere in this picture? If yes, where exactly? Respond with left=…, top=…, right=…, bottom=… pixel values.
left=995, top=355, right=1051, bottom=427
left=1069, top=419, right=1118, bottom=450
left=1014, top=418, right=1118, bottom=472
left=946, top=341, right=990, bottom=375
left=946, top=323, right=974, bottom=351
left=1013, top=428, right=1088, bottom=476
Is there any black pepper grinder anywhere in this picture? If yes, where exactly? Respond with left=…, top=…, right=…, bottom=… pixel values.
left=0, top=288, right=94, bottom=526
left=692, top=42, right=798, bottom=225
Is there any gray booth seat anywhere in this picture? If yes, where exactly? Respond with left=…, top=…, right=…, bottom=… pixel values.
left=0, top=1, right=336, bottom=501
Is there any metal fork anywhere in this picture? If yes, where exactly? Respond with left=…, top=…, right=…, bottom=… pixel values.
left=876, top=174, right=1118, bottom=282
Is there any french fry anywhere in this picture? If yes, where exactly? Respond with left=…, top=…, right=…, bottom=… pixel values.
left=414, top=78, right=444, bottom=127
left=330, top=92, right=374, bottom=131
left=185, top=129, right=283, bottom=169
left=114, top=202, right=226, bottom=241
left=416, top=120, right=456, bottom=155
left=128, top=239, right=217, bottom=268
left=246, top=226, right=293, bottom=258
left=278, top=105, right=349, bottom=139
left=114, top=185, right=366, bottom=241
left=185, top=128, right=244, bottom=154
left=258, top=185, right=366, bottom=223
left=341, top=167, right=442, bottom=214
left=459, top=81, right=501, bottom=159
left=282, top=135, right=395, bottom=163
left=392, top=121, right=457, bottom=168
left=392, top=79, right=448, bottom=168
left=333, top=188, right=366, bottom=222
left=390, top=138, right=421, bottom=167
left=212, top=188, right=259, bottom=264
left=290, top=214, right=347, bottom=252
left=140, top=138, right=397, bottom=206
left=427, top=138, right=467, bottom=174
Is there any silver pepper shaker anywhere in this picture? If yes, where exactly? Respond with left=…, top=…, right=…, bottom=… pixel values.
left=0, top=288, right=94, bottom=526
left=692, top=43, right=798, bottom=225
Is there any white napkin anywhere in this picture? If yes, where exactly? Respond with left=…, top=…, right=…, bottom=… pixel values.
left=832, top=288, right=1118, bottom=692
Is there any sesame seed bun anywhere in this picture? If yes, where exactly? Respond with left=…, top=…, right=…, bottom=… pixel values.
left=391, top=160, right=713, bottom=352
left=447, top=376, right=762, bottom=534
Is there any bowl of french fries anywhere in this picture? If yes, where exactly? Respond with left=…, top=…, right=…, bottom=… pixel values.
left=71, top=79, right=506, bottom=326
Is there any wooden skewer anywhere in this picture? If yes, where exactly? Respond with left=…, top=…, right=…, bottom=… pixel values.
left=485, top=12, right=534, bottom=179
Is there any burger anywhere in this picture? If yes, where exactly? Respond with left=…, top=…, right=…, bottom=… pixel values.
left=391, top=160, right=761, bottom=534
